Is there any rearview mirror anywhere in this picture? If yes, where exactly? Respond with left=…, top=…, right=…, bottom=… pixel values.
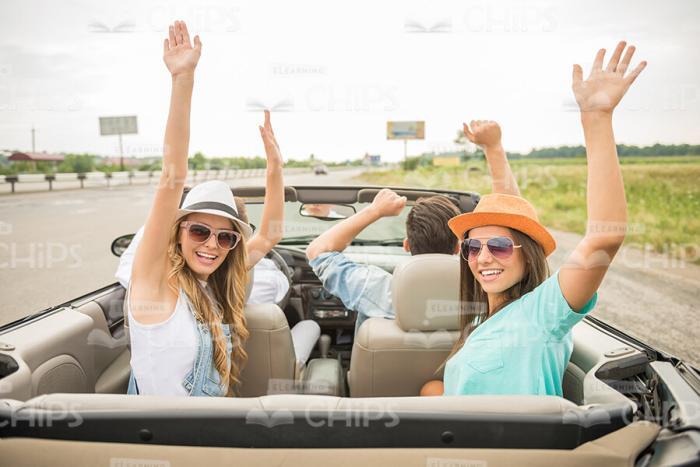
left=299, top=204, right=356, bottom=221
left=111, top=234, right=135, bottom=257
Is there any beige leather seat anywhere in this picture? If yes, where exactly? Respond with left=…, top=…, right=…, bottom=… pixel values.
left=348, top=254, right=461, bottom=397
left=238, top=303, right=297, bottom=397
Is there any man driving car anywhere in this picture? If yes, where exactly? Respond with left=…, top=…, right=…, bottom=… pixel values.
left=305, top=120, right=520, bottom=335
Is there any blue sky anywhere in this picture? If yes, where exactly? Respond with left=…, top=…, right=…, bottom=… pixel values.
left=0, top=0, right=698, bottom=162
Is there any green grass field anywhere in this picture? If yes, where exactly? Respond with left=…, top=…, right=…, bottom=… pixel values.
left=355, top=156, right=700, bottom=264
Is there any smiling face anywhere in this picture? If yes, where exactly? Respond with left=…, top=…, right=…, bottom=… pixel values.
left=178, top=212, right=239, bottom=281
left=466, top=225, right=526, bottom=295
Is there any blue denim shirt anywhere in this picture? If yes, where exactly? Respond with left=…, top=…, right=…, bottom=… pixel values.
left=127, top=291, right=234, bottom=397
left=309, top=251, right=395, bottom=334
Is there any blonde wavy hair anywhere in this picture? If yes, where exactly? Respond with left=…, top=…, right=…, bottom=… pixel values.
left=166, top=215, right=250, bottom=396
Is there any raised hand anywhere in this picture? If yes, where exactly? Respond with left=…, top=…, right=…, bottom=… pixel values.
left=163, top=20, right=202, bottom=77
left=246, top=109, right=285, bottom=269
left=370, top=189, right=407, bottom=217
left=464, top=119, right=519, bottom=195
left=557, top=42, right=641, bottom=313
left=464, top=120, right=502, bottom=149
left=572, top=41, right=646, bottom=114
left=259, top=110, right=284, bottom=169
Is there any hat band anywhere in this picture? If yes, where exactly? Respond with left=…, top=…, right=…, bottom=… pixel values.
left=182, top=201, right=243, bottom=221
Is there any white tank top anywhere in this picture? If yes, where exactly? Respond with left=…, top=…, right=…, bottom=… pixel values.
left=127, top=287, right=199, bottom=396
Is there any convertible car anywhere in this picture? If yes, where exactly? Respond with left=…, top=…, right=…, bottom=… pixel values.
left=1, top=185, right=698, bottom=466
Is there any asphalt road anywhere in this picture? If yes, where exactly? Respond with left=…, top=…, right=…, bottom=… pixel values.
left=1, top=168, right=697, bottom=367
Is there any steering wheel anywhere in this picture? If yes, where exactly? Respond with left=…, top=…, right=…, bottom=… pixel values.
left=266, top=248, right=293, bottom=311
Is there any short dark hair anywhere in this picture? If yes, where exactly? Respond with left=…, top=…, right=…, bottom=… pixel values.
left=405, top=196, right=460, bottom=255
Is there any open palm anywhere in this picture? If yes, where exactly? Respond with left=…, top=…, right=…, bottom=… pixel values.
left=572, top=41, right=646, bottom=114
left=163, top=20, right=201, bottom=76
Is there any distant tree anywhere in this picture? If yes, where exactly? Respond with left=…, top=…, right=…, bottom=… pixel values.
left=207, top=157, right=225, bottom=170
left=0, top=163, right=17, bottom=175
left=190, top=152, right=207, bottom=170
left=338, top=158, right=364, bottom=167
left=9, top=161, right=33, bottom=173
left=97, top=164, right=120, bottom=173
left=403, top=155, right=433, bottom=171
left=448, top=130, right=700, bottom=159
left=453, top=129, right=468, bottom=146
left=286, top=158, right=313, bottom=168
left=58, top=154, right=96, bottom=173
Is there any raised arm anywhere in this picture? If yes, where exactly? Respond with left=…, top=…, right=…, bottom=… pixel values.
left=559, top=41, right=646, bottom=311
left=245, top=110, right=285, bottom=270
left=464, top=120, right=520, bottom=196
left=130, top=21, right=201, bottom=322
left=306, top=189, right=406, bottom=261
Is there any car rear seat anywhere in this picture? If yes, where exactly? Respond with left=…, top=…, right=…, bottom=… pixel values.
left=348, top=254, right=461, bottom=397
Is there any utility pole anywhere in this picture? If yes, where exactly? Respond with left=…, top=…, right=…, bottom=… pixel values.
left=118, top=133, right=124, bottom=171
left=31, top=126, right=36, bottom=153
left=403, top=140, right=408, bottom=170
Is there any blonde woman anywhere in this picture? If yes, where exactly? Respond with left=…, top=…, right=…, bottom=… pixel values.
left=127, top=21, right=284, bottom=397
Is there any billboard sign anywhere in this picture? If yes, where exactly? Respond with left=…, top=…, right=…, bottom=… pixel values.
left=99, top=116, right=138, bottom=136
left=387, top=121, right=425, bottom=140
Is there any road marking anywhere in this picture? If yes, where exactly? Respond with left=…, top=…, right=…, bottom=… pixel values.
left=51, top=199, right=85, bottom=206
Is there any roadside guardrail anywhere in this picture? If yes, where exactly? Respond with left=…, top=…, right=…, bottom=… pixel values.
left=0, top=167, right=332, bottom=194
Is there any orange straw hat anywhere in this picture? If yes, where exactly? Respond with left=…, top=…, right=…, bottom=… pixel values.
left=447, top=193, right=556, bottom=257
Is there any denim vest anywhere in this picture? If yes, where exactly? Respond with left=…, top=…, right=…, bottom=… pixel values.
left=127, top=291, right=234, bottom=397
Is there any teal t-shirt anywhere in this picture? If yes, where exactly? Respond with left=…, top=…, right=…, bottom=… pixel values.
left=443, top=270, right=597, bottom=397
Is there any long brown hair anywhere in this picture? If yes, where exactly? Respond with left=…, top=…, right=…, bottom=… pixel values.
left=442, top=228, right=549, bottom=366
left=166, top=216, right=250, bottom=396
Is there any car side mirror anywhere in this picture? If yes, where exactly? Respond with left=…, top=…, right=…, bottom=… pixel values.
left=111, top=234, right=135, bottom=257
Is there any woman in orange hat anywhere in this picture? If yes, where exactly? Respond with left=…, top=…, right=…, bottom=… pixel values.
left=422, top=41, right=646, bottom=397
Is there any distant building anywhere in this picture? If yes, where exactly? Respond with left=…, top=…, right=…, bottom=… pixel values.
left=9, top=151, right=64, bottom=162
left=9, top=151, right=64, bottom=170
left=363, top=153, right=381, bottom=166
left=432, top=153, right=461, bottom=167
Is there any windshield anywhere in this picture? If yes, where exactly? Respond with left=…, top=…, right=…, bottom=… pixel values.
left=244, top=202, right=408, bottom=244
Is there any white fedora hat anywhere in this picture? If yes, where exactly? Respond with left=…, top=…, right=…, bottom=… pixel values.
left=176, top=181, right=253, bottom=238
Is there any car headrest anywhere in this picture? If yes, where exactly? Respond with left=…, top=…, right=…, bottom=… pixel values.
left=391, top=254, right=461, bottom=332
left=243, top=302, right=289, bottom=330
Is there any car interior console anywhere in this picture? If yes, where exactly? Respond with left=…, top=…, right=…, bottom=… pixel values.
left=302, top=285, right=356, bottom=329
